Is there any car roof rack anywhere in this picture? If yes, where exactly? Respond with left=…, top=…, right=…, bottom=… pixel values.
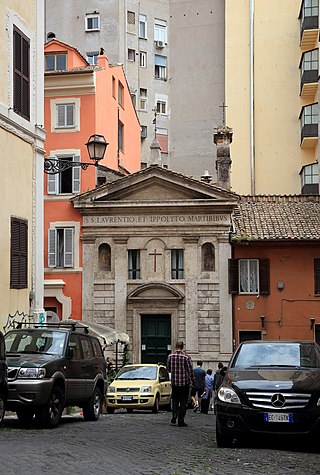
left=30, top=322, right=90, bottom=333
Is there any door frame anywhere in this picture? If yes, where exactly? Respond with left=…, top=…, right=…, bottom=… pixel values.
left=132, top=307, right=178, bottom=363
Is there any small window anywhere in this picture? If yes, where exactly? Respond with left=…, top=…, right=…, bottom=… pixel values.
left=47, top=155, right=80, bottom=195
left=85, top=14, right=100, bottom=31
left=118, top=81, right=124, bottom=107
left=300, top=163, right=319, bottom=194
left=56, top=103, right=75, bottom=128
left=128, top=48, right=135, bottom=61
left=128, top=250, right=140, bottom=279
left=10, top=217, right=28, bottom=289
left=127, top=11, right=135, bottom=25
left=301, top=103, right=318, bottom=126
left=118, top=121, right=124, bottom=151
left=139, top=88, right=147, bottom=111
left=239, top=331, right=262, bottom=344
left=154, top=19, right=167, bottom=43
left=86, top=51, right=98, bottom=65
left=156, top=100, right=167, bottom=115
left=139, top=14, right=147, bottom=39
left=239, top=259, right=259, bottom=294
left=171, top=249, right=184, bottom=279
left=48, top=227, right=74, bottom=268
left=202, top=243, right=215, bottom=271
left=13, top=26, right=30, bottom=120
left=228, top=258, right=270, bottom=295
left=139, top=51, right=147, bottom=68
left=98, top=243, right=111, bottom=271
left=155, top=55, right=167, bottom=80
left=315, top=259, right=320, bottom=295
left=45, top=53, right=67, bottom=71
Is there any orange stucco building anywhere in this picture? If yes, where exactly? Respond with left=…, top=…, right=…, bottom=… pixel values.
left=43, top=40, right=141, bottom=320
left=230, top=195, right=320, bottom=348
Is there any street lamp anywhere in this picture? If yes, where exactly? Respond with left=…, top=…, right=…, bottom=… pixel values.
left=44, top=134, right=108, bottom=174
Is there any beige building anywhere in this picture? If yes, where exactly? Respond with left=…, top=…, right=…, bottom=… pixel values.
left=71, top=164, right=238, bottom=365
left=0, top=1, right=46, bottom=329
left=226, top=0, right=319, bottom=195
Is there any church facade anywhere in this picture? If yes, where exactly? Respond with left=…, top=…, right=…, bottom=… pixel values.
left=71, top=165, right=238, bottom=366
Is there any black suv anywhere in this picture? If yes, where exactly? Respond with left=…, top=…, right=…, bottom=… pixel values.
left=4, top=323, right=106, bottom=428
left=216, top=340, right=320, bottom=447
left=0, top=331, right=8, bottom=427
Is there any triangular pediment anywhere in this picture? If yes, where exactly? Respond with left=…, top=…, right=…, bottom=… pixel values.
left=71, top=165, right=239, bottom=208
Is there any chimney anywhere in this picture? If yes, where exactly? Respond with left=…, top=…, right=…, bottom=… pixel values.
left=148, top=138, right=162, bottom=167
left=213, top=125, right=233, bottom=190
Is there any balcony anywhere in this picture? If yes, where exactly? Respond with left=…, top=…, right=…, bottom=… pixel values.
left=300, top=123, right=318, bottom=148
left=300, top=2, right=319, bottom=48
left=300, top=69, right=319, bottom=96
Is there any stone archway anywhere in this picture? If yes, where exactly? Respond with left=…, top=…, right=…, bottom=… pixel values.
left=127, top=283, right=184, bottom=363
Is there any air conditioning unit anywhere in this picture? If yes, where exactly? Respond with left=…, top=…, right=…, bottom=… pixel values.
left=155, top=40, right=165, bottom=48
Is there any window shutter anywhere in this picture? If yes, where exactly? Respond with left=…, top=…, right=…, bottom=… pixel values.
left=48, top=228, right=57, bottom=267
left=314, top=259, right=320, bottom=295
left=57, top=105, right=65, bottom=127
left=259, top=259, right=270, bottom=295
left=66, top=104, right=74, bottom=126
left=10, top=218, right=28, bottom=289
left=72, top=156, right=81, bottom=193
left=47, top=161, right=57, bottom=194
left=13, top=27, right=30, bottom=120
left=64, top=228, right=74, bottom=267
left=228, top=259, right=239, bottom=294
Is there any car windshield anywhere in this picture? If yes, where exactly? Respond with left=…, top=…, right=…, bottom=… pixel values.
left=116, top=366, right=158, bottom=380
left=232, top=342, right=320, bottom=368
left=5, top=330, right=67, bottom=356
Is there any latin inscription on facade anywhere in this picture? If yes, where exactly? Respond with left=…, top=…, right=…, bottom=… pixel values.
left=83, top=214, right=229, bottom=226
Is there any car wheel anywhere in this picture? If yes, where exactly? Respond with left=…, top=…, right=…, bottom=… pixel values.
left=216, top=421, right=234, bottom=448
left=107, top=407, right=115, bottom=414
left=36, top=386, right=64, bottom=428
left=16, top=408, right=35, bottom=426
left=127, top=408, right=134, bottom=413
left=152, top=394, right=160, bottom=414
left=0, top=395, right=5, bottom=427
left=83, top=387, right=102, bottom=421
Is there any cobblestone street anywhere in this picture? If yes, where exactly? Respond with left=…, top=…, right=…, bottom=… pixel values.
left=0, top=409, right=319, bottom=475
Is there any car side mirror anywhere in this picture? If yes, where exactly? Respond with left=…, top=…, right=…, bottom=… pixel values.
left=67, top=347, right=74, bottom=359
left=159, top=376, right=166, bottom=382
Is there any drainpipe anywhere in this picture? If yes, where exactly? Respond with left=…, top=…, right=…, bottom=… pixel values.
left=250, top=0, right=255, bottom=195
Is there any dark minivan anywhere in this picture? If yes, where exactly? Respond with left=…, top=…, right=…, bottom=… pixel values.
left=216, top=340, right=320, bottom=447
left=0, top=331, right=8, bottom=427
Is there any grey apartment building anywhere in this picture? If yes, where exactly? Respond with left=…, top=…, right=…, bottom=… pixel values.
left=45, top=0, right=225, bottom=178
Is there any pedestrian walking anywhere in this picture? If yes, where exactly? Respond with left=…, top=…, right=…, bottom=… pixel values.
left=201, top=369, right=214, bottom=414
left=167, top=340, right=196, bottom=427
left=191, top=360, right=206, bottom=413
left=213, top=362, right=227, bottom=413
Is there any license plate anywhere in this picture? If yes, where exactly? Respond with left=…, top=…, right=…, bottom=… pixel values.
left=264, top=413, right=293, bottom=423
left=121, top=396, right=133, bottom=401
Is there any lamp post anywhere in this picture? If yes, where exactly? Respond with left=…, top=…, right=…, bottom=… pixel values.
left=44, top=134, right=108, bottom=174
